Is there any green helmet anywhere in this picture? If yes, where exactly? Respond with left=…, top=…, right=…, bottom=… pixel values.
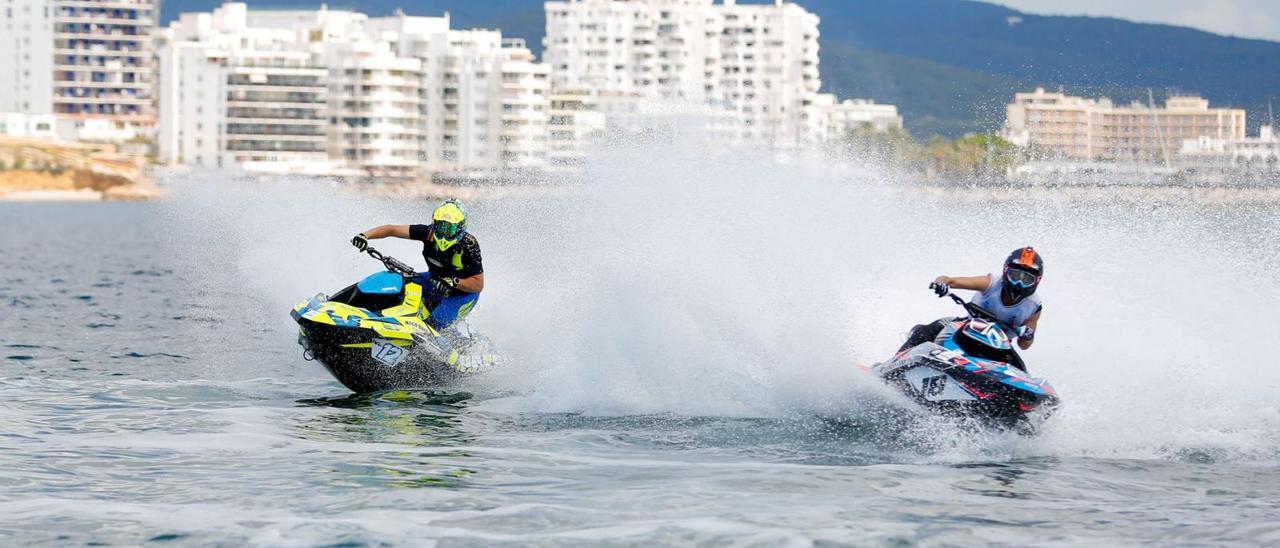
left=431, top=199, right=467, bottom=252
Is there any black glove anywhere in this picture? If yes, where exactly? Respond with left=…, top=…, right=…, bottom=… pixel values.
left=351, top=233, right=369, bottom=251
left=433, top=276, right=459, bottom=294
left=930, top=281, right=950, bottom=297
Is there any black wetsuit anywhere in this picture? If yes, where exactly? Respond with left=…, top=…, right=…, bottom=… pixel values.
left=408, top=225, right=483, bottom=280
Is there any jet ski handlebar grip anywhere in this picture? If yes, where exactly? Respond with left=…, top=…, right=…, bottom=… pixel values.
left=362, top=247, right=417, bottom=277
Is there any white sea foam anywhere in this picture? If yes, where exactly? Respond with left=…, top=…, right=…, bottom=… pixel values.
left=160, top=131, right=1280, bottom=463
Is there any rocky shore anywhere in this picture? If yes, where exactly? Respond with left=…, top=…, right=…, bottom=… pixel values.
left=0, top=137, right=162, bottom=202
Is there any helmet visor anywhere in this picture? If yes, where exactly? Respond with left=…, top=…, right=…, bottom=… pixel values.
left=433, top=220, right=463, bottom=240
left=1005, top=267, right=1039, bottom=288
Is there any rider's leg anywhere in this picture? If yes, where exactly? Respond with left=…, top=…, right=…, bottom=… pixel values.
left=425, top=291, right=480, bottom=329
left=897, top=319, right=948, bottom=353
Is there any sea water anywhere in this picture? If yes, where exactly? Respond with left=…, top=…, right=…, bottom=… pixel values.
left=2, top=152, right=1279, bottom=545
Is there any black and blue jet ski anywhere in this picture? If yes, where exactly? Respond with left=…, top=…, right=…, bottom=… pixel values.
left=291, top=246, right=497, bottom=393
left=864, top=290, right=1060, bottom=432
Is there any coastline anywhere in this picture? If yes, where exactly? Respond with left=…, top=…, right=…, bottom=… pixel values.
left=909, top=183, right=1280, bottom=205
left=0, top=137, right=162, bottom=202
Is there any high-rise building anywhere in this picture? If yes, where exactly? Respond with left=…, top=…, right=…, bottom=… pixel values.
left=1005, top=87, right=1247, bottom=164
left=53, top=0, right=158, bottom=141
left=326, top=42, right=425, bottom=178
left=160, top=3, right=550, bottom=178
left=369, top=15, right=552, bottom=178
left=547, top=91, right=607, bottom=170
left=1, top=0, right=54, bottom=115
left=543, top=0, right=822, bottom=147
left=158, top=3, right=340, bottom=174
left=544, top=0, right=721, bottom=102
left=718, top=0, right=820, bottom=146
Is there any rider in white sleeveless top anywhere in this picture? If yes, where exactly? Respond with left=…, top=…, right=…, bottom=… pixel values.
left=933, top=247, right=1044, bottom=350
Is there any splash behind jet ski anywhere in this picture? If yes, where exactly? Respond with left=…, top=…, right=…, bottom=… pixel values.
left=863, top=290, right=1060, bottom=433
left=291, top=246, right=497, bottom=393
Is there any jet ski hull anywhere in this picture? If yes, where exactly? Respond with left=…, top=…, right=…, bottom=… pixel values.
left=296, top=319, right=463, bottom=394
left=868, top=321, right=1060, bottom=434
left=873, top=356, right=1058, bottom=432
left=291, top=274, right=495, bottom=394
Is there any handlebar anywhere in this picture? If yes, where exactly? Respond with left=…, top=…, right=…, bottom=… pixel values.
left=931, top=282, right=999, bottom=322
left=363, top=246, right=417, bottom=277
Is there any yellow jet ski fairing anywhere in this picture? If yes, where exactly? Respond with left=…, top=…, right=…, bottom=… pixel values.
left=291, top=248, right=494, bottom=393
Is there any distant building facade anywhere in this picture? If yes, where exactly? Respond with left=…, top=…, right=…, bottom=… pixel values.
left=544, top=0, right=722, bottom=102
left=0, top=113, right=58, bottom=139
left=1, top=0, right=54, bottom=116
left=53, top=0, right=158, bottom=141
left=159, top=3, right=551, bottom=179
left=158, top=4, right=341, bottom=174
left=1005, top=87, right=1246, bottom=164
left=1177, top=125, right=1279, bottom=177
left=544, top=0, right=828, bottom=148
left=814, top=93, right=903, bottom=140
left=546, top=91, right=607, bottom=170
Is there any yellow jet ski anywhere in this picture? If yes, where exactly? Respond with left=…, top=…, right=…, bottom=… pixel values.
left=291, top=247, right=496, bottom=393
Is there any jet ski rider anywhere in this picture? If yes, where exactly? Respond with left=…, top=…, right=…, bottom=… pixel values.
left=350, top=199, right=484, bottom=330
left=899, top=247, right=1044, bottom=370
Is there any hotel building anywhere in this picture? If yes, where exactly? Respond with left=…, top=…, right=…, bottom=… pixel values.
left=1005, top=87, right=1247, bottom=164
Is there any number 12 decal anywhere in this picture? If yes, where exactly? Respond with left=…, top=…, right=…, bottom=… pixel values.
left=371, top=338, right=408, bottom=368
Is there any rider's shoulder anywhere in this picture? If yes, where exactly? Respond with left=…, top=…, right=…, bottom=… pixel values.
left=1026, top=292, right=1043, bottom=308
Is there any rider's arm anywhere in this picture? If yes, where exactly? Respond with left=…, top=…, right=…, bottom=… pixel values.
left=934, top=274, right=992, bottom=292
left=1018, top=311, right=1041, bottom=350
left=361, top=225, right=411, bottom=240
left=455, top=273, right=484, bottom=293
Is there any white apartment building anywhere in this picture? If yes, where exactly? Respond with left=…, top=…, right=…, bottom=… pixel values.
left=544, top=0, right=721, bottom=102
left=544, top=0, right=823, bottom=148
left=1, top=0, right=54, bottom=115
left=158, top=3, right=340, bottom=174
left=718, top=0, right=820, bottom=146
left=367, top=14, right=551, bottom=178
left=326, top=42, right=424, bottom=178
left=53, top=0, right=158, bottom=141
left=1005, top=87, right=1247, bottom=164
left=495, top=39, right=551, bottom=173
left=547, top=91, right=607, bottom=169
left=813, top=93, right=902, bottom=140
left=161, top=3, right=551, bottom=179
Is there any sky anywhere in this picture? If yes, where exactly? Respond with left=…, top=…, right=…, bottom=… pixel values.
left=992, top=0, right=1280, bottom=42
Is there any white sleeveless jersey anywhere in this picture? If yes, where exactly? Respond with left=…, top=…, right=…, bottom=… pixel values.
left=971, top=274, right=1042, bottom=334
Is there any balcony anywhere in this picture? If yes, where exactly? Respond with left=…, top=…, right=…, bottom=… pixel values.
left=54, top=96, right=152, bottom=106
left=226, top=100, right=324, bottom=110
left=58, top=0, right=155, bottom=9
left=53, top=33, right=151, bottom=44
